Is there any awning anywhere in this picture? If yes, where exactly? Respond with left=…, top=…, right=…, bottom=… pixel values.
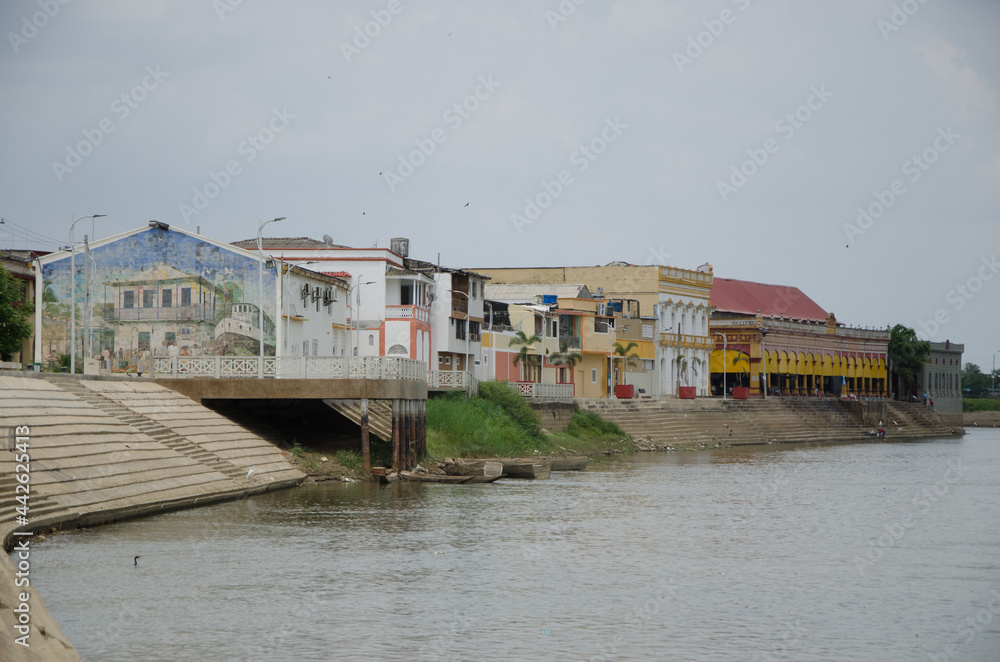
left=710, top=349, right=750, bottom=373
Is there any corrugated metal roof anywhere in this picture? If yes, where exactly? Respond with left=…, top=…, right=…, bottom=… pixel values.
left=710, top=277, right=828, bottom=322
left=484, top=283, right=593, bottom=304
left=231, top=237, right=346, bottom=249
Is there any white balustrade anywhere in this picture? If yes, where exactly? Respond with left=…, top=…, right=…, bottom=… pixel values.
left=154, top=356, right=426, bottom=381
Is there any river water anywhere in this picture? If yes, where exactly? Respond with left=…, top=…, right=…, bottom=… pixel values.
left=26, top=429, right=1000, bottom=661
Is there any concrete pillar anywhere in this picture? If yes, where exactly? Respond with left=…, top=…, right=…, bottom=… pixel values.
left=391, top=398, right=400, bottom=473
left=408, top=400, right=417, bottom=468
left=360, top=398, right=370, bottom=474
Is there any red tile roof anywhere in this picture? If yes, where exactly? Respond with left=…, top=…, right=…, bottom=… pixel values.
left=710, top=278, right=828, bottom=322
left=320, top=271, right=351, bottom=279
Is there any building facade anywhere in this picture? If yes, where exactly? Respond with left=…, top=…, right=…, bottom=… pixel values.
left=917, top=340, right=963, bottom=415
left=710, top=277, right=889, bottom=397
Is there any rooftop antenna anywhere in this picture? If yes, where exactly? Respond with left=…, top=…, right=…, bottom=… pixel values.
left=323, top=234, right=333, bottom=246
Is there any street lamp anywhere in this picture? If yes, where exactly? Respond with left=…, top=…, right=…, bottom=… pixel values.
left=68, top=214, right=105, bottom=374
left=993, top=350, right=999, bottom=395
left=484, top=301, right=494, bottom=381
left=448, top=290, right=470, bottom=383
left=760, top=326, right=769, bottom=400
left=714, top=332, right=727, bottom=400
left=349, top=280, right=377, bottom=359
left=257, top=217, right=285, bottom=375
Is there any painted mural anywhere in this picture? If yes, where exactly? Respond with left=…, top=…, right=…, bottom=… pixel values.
left=40, top=226, right=276, bottom=372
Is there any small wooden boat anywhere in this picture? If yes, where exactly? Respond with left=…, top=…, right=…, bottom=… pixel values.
left=371, top=467, right=397, bottom=484
left=543, top=456, right=588, bottom=472
left=500, top=459, right=551, bottom=479
left=399, top=471, right=501, bottom=484
left=443, top=459, right=504, bottom=477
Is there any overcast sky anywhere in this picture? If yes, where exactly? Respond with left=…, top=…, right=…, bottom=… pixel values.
left=1, top=1, right=998, bottom=370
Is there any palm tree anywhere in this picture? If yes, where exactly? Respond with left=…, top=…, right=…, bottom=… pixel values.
left=509, top=329, right=542, bottom=382
left=613, top=340, right=640, bottom=386
left=732, top=352, right=750, bottom=388
left=551, top=341, right=582, bottom=385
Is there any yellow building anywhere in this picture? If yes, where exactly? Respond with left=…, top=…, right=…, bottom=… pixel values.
left=709, top=278, right=889, bottom=397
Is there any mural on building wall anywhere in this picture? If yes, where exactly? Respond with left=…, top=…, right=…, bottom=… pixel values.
left=41, top=227, right=275, bottom=372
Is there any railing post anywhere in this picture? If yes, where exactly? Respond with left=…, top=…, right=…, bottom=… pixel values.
left=360, top=398, right=371, bottom=474
left=215, top=357, right=221, bottom=378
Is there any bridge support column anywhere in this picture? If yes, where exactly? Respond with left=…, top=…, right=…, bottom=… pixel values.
left=360, top=398, right=370, bottom=474
left=391, top=398, right=400, bottom=473
left=408, top=400, right=417, bottom=468
left=417, top=400, right=426, bottom=458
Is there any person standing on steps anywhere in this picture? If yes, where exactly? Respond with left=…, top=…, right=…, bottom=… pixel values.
left=923, top=391, right=928, bottom=405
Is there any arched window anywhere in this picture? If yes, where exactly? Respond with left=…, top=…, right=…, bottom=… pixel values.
left=368, top=334, right=374, bottom=346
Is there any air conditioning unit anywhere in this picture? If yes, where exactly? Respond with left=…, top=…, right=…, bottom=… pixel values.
left=311, top=286, right=320, bottom=302
left=533, top=295, right=543, bottom=305
left=301, top=284, right=311, bottom=299
left=597, top=303, right=607, bottom=316
left=323, top=288, right=334, bottom=306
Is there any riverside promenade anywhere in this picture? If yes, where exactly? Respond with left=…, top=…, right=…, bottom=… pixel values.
left=0, top=374, right=305, bottom=662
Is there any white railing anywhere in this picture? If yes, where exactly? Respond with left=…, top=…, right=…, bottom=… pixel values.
left=428, top=370, right=477, bottom=393
left=153, top=356, right=426, bottom=381
left=385, top=305, right=429, bottom=322
left=513, top=382, right=575, bottom=399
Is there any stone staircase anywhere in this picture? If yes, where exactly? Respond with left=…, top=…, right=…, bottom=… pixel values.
left=885, top=401, right=958, bottom=438
left=0, top=375, right=304, bottom=547
left=50, top=378, right=246, bottom=479
left=577, top=397, right=883, bottom=447
left=323, top=399, right=394, bottom=442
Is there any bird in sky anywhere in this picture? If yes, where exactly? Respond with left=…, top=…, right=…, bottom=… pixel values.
left=246, top=466, right=256, bottom=480
left=134, top=555, right=140, bottom=566
left=464, top=202, right=470, bottom=207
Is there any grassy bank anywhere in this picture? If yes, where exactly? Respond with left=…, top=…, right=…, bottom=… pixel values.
left=426, top=381, right=633, bottom=459
left=964, top=398, right=1000, bottom=412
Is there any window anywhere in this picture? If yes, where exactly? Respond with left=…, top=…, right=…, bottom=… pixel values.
left=368, top=334, right=374, bottom=346
left=123, top=291, right=135, bottom=309
left=591, top=368, right=597, bottom=383
left=401, top=283, right=413, bottom=306
left=164, top=331, right=176, bottom=344
left=162, top=290, right=172, bottom=308
left=438, top=356, right=444, bottom=364
left=181, top=327, right=191, bottom=341
left=143, top=290, right=156, bottom=307
left=138, top=332, right=150, bottom=351
left=312, top=340, right=318, bottom=356
left=181, top=288, right=192, bottom=307
left=445, top=356, right=451, bottom=365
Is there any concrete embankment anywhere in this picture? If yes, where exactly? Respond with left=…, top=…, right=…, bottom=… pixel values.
left=0, top=374, right=305, bottom=662
left=576, top=397, right=961, bottom=449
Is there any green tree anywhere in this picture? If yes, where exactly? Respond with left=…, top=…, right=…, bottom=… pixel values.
left=888, top=324, right=929, bottom=397
left=961, top=363, right=990, bottom=395
left=551, top=341, right=582, bottom=385
left=613, top=340, right=640, bottom=385
left=509, top=329, right=541, bottom=382
left=0, top=263, right=33, bottom=361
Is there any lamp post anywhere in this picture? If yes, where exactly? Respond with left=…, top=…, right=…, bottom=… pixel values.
left=485, top=301, right=494, bottom=381
left=448, top=290, right=470, bottom=385
left=993, top=350, right=999, bottom=395
left=714, top=332, right=727, bottom=400
left=760, top=326, right=769, bottom=399
left=349, top=280, right=377, bottom=359
left=257, top=217, right=285, bottom=376
left=68, top=214, right=105, bottom=374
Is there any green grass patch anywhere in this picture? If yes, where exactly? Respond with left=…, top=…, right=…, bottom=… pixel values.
left=426, top=391, right=550, bottom=458
left=564, top=408, right=629, bottom=438
left=334, top=450, right=363, bottom=473
left=964, top=398, right=1000, bottom=412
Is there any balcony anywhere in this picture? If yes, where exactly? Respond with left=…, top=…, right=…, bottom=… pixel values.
left=385, top=305, right=429, bottom=322
left=451, top=297, right=468, bottom=314
left=105, top=304, right=213, bottom=323
left=659, top=333, right=714, bottom=349
left=558, top=335, right=582, bottom=349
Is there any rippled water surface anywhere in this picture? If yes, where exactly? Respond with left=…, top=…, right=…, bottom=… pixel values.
left=26, top=430, right=1000, bottom=661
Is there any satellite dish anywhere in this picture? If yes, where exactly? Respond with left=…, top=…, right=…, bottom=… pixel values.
left=323, top=235, right=334, bottom=246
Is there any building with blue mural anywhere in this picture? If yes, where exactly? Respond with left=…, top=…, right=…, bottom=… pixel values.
left=35, top=222, right=279, bottom=372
